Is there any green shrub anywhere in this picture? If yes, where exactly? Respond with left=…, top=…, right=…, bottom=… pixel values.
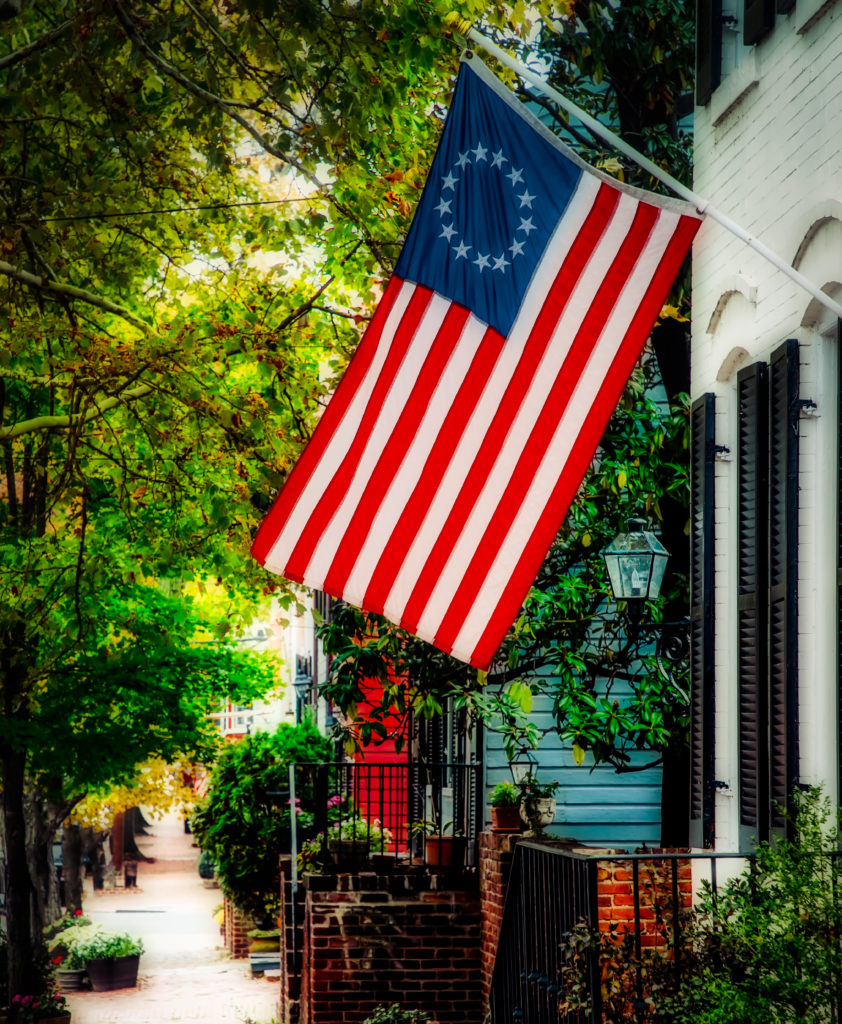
left=559, top=788, right=842, bottom=1024
left=362, top=1006, right=430, bottom=1024
left=66, top=928, right=144, bottom=962
left=190, top=720, right=332, bottom=918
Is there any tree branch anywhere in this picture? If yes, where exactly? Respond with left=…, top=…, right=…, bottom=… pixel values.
left=0, top=384, right=153, bottom=440
left=0, top=11, right=88, bottom=73
left=0, top=260, right=151, bottom=333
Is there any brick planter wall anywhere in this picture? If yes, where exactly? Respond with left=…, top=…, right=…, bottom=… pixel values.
left=223, top=896, right=253, bottom=959
left=478, top=831, right=519, bottom=1009
left=298, top=869, right=481, bottom=1024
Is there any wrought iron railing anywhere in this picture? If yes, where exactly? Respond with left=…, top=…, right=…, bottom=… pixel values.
left=490, top=842, right=765, bottom=1024
left=290, top=760, right=480, bottom=872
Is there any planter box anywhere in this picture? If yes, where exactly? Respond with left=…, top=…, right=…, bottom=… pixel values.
left=56, top=966, right=87, bottom=991
left=85, top=953, right=140, bottom=991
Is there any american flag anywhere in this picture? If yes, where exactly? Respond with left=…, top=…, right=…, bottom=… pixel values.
left=251, top=55, right=701, bottom=670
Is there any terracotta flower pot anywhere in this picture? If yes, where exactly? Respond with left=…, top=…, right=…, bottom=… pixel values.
left=56, top=966, right=87, bottom=991
left=490, top=805, right=522, bottom=832
left=424, top=835, right=466, bottom=867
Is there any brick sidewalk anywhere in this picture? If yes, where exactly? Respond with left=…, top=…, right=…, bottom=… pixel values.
left=65, top=813, right=279, bottom=1024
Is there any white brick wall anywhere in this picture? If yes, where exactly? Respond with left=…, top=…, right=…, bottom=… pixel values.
left=692, top=1, right=842, bottom=848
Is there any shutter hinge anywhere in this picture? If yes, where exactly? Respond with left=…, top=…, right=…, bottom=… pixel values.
left=713, top=780, right=733, bottom=795
left=714, top=444, right=731, bottom=462
left=797, top=398, right=818, bottom=418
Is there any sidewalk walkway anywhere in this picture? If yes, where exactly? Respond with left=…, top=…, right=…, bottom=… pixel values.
left=66, top=813, right=279, bottom=1024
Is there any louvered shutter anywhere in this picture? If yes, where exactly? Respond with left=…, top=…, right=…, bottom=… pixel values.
left=744, top=0, right=776, bottom=44
left=737, top=363, right=769, bottom=846
left=689, top=394, right=716, bottom=849
left=776, top=0, right=794, bottom=14
left=696, top=0, right=723, bottom=105
left=768, top=340, right=799, bottom=837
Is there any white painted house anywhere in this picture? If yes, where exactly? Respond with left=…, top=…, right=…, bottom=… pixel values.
left=690, top=0, right=842, bottom=849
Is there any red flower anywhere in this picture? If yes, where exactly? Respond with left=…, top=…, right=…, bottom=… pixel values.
left=51, top=956, right=63, bottom=965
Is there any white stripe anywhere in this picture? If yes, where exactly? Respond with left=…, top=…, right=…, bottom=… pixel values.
left=450, top=208, right=683, bottom=663
left=262, top=281, right=417, bottom=574
left=381, top=174, right=603, bottom=627
left=412, top=190, right=642, bottom=644
left=340, top=314, right=489, bottom=607
left=304, top=292, right=452, bottom=589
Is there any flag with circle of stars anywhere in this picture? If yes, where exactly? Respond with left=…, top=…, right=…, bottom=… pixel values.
left=252, top=52, right=701, bottom=671
left=395, top=56, right=580, bottom=337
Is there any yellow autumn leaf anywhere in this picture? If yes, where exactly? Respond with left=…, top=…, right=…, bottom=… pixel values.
left=572, top=742, right=586, bottom=766
left=617, top=469, right=627, bottom=489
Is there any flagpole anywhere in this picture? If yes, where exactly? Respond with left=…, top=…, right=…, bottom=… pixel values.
left=462, top=25, right=842, bottom=322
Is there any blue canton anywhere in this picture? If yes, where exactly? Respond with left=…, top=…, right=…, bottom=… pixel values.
left=395, top=59, right=582, bottom=337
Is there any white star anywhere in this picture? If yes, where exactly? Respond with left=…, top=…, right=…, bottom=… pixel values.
left=456, top=151, right=471, bottom=169
left=491, top=149, right=507, bottom=169
left=509, top=238, right=526, bottom=257
left=507, top=167, right=524, bottom=186
left=435, top=197, right=452, bottom=216
left=472, top=141, right=488, bottom=162
left=518, top=217, right=536, bottom=236
left=473, top=252, right=490, bottom=272
left=454, top=241, right=471, bottom=260
left=440, top=223, right=456, bottom=242
left=442, top=171, right=459, bottom=191
left=493, top=253, right=510, bottom=273
left=518, top=190, right=535, bottom=208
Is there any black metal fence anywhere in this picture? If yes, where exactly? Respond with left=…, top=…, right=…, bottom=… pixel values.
left=490, top=843, right=761, bottom=1024
left=290, top=760, right=480, bottom=871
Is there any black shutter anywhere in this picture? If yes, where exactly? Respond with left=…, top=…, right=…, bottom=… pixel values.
left=689, top=394, right=716, bottom=849
left=737, top=363, right=769, bottom=845
left=696, top=0, right=723, bottom=105
left=744, top=0, right=776, bottom=44
left=776, top=0, right=794, bottom=13
left=767, top=340, right=799, bottom=837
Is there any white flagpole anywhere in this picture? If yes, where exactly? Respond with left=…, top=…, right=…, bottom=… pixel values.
left=463, top=26, right=842, bottom=322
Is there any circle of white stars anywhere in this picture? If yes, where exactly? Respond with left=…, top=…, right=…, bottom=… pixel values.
left=435, top=140, right=536, bottom=276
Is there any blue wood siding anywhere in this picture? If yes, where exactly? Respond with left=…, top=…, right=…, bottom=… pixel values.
left=484, top=690, right=663, bottom=849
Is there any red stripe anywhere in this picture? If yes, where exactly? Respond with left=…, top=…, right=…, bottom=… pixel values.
left=362, top=322, right=505, bottom=615
left=432, top=201, right=659, bottom=655
left=322, top=301, right=472, bottom=596
left=468, top=213, right=701, bottom=669
left=282, top=285, right=434, bottom=581
left=398, top=183, right=621, bottom=636
left=251, top=277, right=403, bottom=565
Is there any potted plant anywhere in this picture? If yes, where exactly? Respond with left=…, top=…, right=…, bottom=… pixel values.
left=69, top=930, right=144, bottom=992
left=518, top=773, right=560, bottom=836
left=489, top=782, right=523, bottom=832
left=326, top=816, right=392, bottom=867
left=46, top=914, right=93, bottom=991
left=407, top=820, right=465, bottom=868
left=8, top=988, right=71, bottom=1024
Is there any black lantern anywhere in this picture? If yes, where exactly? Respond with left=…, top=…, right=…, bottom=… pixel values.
left=509, top=745, right=538, bottom=786
left=602, top=518, right=669, bottom=603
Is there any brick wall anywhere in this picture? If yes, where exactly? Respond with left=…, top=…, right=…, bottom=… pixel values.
left=596, top=854, right=692, bottom=949
left=223, top=896, right=253, bottom=959
left=297, top=869, right=481, bottom=1024
left=478, top=831, right=518, bottom=1009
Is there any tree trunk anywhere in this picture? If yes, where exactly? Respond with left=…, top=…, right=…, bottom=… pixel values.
left=1, top=742, right=40, bottom=999
left=62, top=823, right=84, bottom=914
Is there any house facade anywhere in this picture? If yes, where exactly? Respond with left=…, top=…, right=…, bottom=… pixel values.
left=690, top=0, right=842, bottom=849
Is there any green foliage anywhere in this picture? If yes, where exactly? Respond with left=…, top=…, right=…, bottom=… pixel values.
left=655, top=790, right=842, bottom=1024
left=64, top=929, right=144, bottom=963
left=559, top=790, right=842, bottom=1024
left=489, top=781, right=520, bottom=807
left=190, top=721, right=332, bottom=917
left=362, top=1005, right=430, bottom=1024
